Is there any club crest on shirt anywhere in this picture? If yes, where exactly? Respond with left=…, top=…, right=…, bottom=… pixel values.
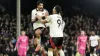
left=80, top=37, right=87, bottom=42
left=22, top=38, right=27, bottom=42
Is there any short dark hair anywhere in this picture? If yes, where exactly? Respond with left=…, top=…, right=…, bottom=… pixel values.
left=54, top=5, right=63, bottom=16
left=37, top=0, right=44, bottom=5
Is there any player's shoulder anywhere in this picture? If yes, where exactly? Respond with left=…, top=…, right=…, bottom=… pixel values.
left=49, top=14, right=55, bottom=17
left=25, top=35, right=28, bottom=38
left=18, top=35, right=22, bottom=38
left=19, top=35, right=22, bottom=37
left=43, top=9, right=48, bottom=12
left=32, top=9, right=37, bottom=12
left=95, top=35, right=99, bottom=38
left=89, top=36, right=93, bottom=39
left=47, top=14, right=53, bottom=18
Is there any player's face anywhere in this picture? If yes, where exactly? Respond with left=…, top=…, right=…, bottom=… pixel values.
left=52, top=7, right=56, bottom=14
left=37, top=3, right=43, bottom=10
left=91, top=31, right=95, bottom=36
left=81, top=31, right=85, bottom=36
left=21, top=31, right=26, bottom=35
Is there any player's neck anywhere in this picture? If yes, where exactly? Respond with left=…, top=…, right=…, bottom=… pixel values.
left=81, top=35, right=85, bottom=36
left=22, top=35, right=25, bottom=36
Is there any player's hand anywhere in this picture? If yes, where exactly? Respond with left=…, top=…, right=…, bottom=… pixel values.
left=27, top=46, right=29, bottom=51
left=14, top=47, right=16, bottom=51
left=36, top=15, right=42, bottom=20
left=35, top=45, right=41, bottom=51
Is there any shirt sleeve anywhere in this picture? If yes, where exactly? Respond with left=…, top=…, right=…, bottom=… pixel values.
left=62, top=20, right=65, bottom=30
left=45, top=10, right=49, bottom=16
left=45, top=16, right=51, bottom=23
left=77, top=36, right=80, bottom=45
left=16, top=36, right=21, bottom=48
left=31, top=10, right=36, bottom=20
left=26, top=36, right=29, bottom=47
left=96, top=36, right=100, bottom=40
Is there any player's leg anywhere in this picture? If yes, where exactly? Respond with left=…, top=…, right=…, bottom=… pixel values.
left=41, top=47, right=46, bottom=56
left=48, top=38, right=55, bottom=56
left=53, top=47, right=60, bottom=56
left=80, top=49, right=85, bottom=56
left=41, top=27, right=49, bottom=45
left=90, top=46, right=95, bottom=55
left=23, top=48, right=27, bottom=56
left=35, top=28, right=42, bottom=39
left=55, top=37, right=65, bottom=56
left=18, top=48, right=25, bottom=56
left=58, top=49, right=65, bottom=56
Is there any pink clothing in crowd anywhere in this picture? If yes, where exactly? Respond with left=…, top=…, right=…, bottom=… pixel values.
left=16, top=35, right=28, bottom=56
left=77, top=35, right=87, bottom=55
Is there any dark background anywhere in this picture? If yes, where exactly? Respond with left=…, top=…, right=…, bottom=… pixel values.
left=0, top=0, right=100, bottom=17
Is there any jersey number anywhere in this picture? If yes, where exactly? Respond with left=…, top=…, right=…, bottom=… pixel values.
left=57, top=19, right=61, bottom=27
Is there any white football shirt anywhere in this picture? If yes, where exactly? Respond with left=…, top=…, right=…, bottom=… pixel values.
left=46, top=14, right=65, bottom=37
left=31, top=9, right=48, bottom=29
left=89, top=35, right=100, bottom=47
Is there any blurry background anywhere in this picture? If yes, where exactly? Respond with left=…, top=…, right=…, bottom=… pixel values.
left=1, top=0, right=100, bottom=17
left=0, top=0, right=100, bottom=56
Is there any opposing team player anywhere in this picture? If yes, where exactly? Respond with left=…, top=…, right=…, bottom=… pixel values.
left=77, top=31, right=87, bottom=56
left=14, top=30, right=29, bottom=56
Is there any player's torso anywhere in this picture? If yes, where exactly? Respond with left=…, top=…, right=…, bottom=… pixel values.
left=90, top=36, right=99, bottom=46
left=79, top=36, right=87, bottom=43
left=19, top=36, right=28, bottom=48
left=20, top=36, right=28, bottom=44
left=49, top=14, right=63, bottom=37
left=79, top=36, right=87, bottom=49
left=33, top=9, right=47, bottom=29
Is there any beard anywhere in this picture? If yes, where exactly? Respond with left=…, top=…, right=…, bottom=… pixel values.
left=39, top=8, right=43, bottom=11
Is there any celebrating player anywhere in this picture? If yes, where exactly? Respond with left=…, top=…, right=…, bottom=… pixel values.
left=31, top=0, right=49, bottom=45
left=37, top=5, right=65, bottom=56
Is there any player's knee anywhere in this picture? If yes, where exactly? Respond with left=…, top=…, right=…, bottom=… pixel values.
left=35, top=29, right=41, bottom=35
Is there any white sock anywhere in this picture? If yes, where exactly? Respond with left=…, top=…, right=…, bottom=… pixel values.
left=59, top=49, right=65, bottom=56
left=48, top=51, right=53, bottom=56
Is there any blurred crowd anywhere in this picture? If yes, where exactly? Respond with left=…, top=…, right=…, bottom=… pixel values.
left=0, top=13, right=32, bottom=56
left=0, top=13, right=100, bottom=56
